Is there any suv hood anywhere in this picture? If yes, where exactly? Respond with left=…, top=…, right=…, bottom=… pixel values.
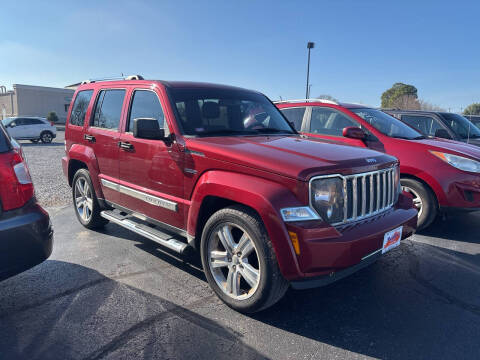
left=186, top=136, right=397, bottom=181
left=417, top=138, right=480, bottom=159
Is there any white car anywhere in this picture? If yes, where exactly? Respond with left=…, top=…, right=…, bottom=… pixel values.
left=1, top=117, right=57, bottom=143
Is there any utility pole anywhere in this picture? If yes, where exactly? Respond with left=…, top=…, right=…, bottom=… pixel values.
left=306, top=42, right=315, bottom=99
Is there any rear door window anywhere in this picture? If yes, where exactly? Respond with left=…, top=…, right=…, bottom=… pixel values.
left=70, top=90, right=94, bottom=126
left=401, top=115, right=445, bottom=137
left=91, top=89, right=126, bottom=130
left=309, top=107, right=357, bottom=136
left=280, top=107, right=306, bottom=131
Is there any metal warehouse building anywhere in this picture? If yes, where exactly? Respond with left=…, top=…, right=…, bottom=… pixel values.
left=0, top=84, right=74, bottom=123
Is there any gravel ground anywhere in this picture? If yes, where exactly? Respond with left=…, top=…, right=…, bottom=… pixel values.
left=20, top=131, right=72, bottom=208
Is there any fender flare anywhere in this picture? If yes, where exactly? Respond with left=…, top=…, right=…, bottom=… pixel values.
left=188, top=170, right=304, bottom=280
left=68, top=144, right=104, bottom=199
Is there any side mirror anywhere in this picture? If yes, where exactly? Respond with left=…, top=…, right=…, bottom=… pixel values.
left=343, top=126, right=366, bottom=140
left=9, top=122, right=16, bottom=128
left=133, top=118, right=165, bottom=140
left=435, top=129, right=451, bottom=139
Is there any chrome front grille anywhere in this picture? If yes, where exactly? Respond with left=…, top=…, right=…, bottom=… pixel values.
left=310, top=166, right=398, bottom=226
left=342, top=167, right=397, bottom=223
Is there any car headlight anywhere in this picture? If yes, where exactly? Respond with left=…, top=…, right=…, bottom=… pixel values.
left=280, top=207, right=320, bottom=222
left=430, top=151, right=480, bottom=173
left=310, top=177, right=344, bottom=223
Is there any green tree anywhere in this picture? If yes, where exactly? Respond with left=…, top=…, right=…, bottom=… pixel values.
left=464, top=103, right=480, bottom=115
left=47, top=111, right=59, bottom=123
left=381, top=83, right=418, bottom=108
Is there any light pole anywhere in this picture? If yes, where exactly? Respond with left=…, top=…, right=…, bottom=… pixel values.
left=306, top=42, right=315, bottom=99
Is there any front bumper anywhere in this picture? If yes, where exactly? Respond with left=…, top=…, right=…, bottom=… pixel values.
left=0, top=200, right=53, bottom=281
left=285, top=193, right=417, bottom=283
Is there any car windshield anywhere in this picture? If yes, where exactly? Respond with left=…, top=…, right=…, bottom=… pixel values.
left=440, top=113, right=480, bottom=139
left=168, top=88, right=296, bottom=137
left=351, top=108, right=424, bottom=140
left=1, top=117, right=14, bottom=126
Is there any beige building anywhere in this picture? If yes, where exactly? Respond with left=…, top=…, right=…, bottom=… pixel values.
left=0, top=84, right=74, bottom=123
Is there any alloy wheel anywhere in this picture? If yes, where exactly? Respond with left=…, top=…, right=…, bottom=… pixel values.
left=402, top=185, right=423, bottom=218
left=207, top=223, right=261, bottom=300
left=74, top=177, right=93, bottom=222
left=42, top=133, right=52, bottom=143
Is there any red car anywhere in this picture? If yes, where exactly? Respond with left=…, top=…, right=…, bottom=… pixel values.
left=63, top=78, right=416, bottom=312
left=277, top=99, right=480, bottom=229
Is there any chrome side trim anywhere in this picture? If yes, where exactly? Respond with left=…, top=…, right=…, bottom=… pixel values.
left=101, top=179, right=178, bottom=212
left=184, top=168, right=197, bottom=174
left=185, top=149, right=205, bottom=157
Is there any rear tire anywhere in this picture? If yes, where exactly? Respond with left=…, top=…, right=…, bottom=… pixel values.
left=401, top=178, right=437, bottom=231
left=40, top=131, right=53, bottom=143
left=200, top=205, right=289, bottom=313
left=72, top=169, right=108, bottom=229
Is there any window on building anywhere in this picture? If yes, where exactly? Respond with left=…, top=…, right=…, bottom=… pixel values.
left=128, top=90, right=165, bottom=132
left=70, top=90, right=93, bottom=126
left=92, top=89, right=126, bottom=130
left=280, top=107, right=306, bottom=131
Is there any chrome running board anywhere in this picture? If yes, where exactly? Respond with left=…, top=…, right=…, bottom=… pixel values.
left=101, top=210, right=189, bottom=254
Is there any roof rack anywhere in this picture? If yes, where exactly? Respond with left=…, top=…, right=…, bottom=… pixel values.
left=273, top=98, right=338, bottom=105
left=81, top=74, right=144, bottom=85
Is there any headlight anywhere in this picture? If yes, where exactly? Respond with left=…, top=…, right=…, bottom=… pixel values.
left=430, top=151, right=480, bottom=173
left=280, top=207, right=320, bottom=222
left=310, top=177, right=344, bottom=223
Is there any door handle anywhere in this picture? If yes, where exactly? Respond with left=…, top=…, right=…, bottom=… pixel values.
left=84, top=134, right=96, bottom=143
left=118, top=141, right=134, bottom=150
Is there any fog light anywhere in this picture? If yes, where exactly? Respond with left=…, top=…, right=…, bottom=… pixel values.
left=288, top=231, right=300, bottom=255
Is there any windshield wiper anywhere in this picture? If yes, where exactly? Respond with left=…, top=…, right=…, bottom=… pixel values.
left=253, top=128, right=295, bottom=135
left=196, top=129, right=257, bottom=137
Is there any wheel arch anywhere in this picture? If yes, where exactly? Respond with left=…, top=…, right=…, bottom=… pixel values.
left=67, top=144, right=104, bottom=199
left=400, top=173, right=440, bottom=210
left=188, top=170, right=304, bottom=280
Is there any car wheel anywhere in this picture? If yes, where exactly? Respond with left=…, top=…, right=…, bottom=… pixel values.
left=72, top=169, right=108, bottom=229
left=200, top=205, right=289, bottom=313
left=401, top=178, right=437, bottom=231
left=40, top=131, right=53, bottom=143
left=30, top=139, right=39, bottom=143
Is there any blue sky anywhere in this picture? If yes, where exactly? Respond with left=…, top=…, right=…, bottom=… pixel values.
left=1, top=0, right=478, bottom=112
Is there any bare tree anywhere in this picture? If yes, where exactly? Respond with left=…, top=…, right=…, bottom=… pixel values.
left=316, top=94, right=339, bottom=102
left=418, top=99, right=445, bottom=111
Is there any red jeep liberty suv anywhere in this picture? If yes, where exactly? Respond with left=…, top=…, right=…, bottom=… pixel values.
left=63, top=77, right=417, bottom=312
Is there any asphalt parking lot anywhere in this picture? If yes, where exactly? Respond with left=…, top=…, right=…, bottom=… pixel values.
left=1, top=133, right=479, bottom=359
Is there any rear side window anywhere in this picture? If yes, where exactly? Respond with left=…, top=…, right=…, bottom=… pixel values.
left=128, top=90, right=165, bottom=132
left=70, top=90, right=94, bottom=126
left=309, top=107, right=357, bottom=136
left=29, top=119, right=44, bottom=125
left=280, top=107, right=306, bottom=130
left=0, top=123, right=11, bottom=153
left=401, top=115, right=444, bottom=137
left=92, top=89, right=126, bottom=130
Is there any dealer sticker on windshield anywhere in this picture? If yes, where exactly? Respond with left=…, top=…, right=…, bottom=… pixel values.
left=382, top=226, right=403, bottom=254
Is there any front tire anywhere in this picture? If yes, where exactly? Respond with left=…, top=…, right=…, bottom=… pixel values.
left=40, top=131, right=53, bottom=143
left=200, top=205, right=289, bottom=313
left=72, top=169, right=108, bottom=229
left=401, top=178, right=437, bottom=231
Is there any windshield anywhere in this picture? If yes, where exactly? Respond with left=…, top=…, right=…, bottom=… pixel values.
left=168, top=88, right=295, bottom=137
left=440, top=113, right=480, bottom=139
left=351, top=108, right=424, bottom=140
left=1, top=117, right=14, bottom=126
